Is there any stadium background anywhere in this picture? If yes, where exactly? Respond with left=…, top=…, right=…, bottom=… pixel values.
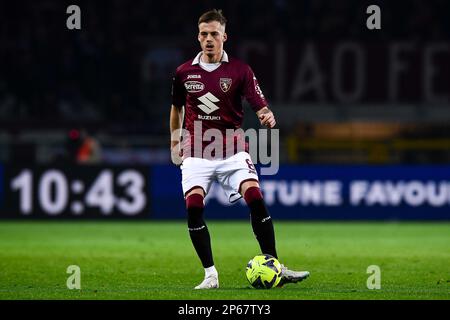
left=1, top=0, right=449, bottom=220
left=0, top=0, right=449, bottom=300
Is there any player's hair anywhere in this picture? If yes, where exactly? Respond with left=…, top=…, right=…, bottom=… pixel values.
left=198, top=9, right=227, bottom=26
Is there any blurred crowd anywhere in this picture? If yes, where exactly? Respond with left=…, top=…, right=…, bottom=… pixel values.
left=0, top=0, right=449, bottom=133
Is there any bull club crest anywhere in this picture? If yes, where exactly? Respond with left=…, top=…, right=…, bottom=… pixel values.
left=220, top=78, right=232, bottom=92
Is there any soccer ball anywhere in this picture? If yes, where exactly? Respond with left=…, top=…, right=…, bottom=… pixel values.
left=246, top=254, right=282, bottom=289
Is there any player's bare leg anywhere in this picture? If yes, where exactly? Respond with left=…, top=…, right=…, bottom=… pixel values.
left=240, top=181, right=310, bottom=286
left=185, top=187, right=219, bottom=289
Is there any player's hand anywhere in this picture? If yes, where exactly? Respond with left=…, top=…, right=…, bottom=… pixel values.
left=170, top=141, right=183, bottom=166
left=259, top=111, right=276, bottom=128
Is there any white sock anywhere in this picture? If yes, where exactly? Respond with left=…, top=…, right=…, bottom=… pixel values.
left=205, top=266, right=218, bottom=278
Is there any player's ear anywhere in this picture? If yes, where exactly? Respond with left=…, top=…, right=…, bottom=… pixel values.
left=223, top=32, right=228, bottom=42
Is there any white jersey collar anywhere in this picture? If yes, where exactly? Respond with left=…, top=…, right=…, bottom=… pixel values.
left=192, top=51, right=229, bottom=65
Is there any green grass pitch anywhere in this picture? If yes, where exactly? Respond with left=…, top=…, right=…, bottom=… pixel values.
left=0, top=221, right=449, bottom=300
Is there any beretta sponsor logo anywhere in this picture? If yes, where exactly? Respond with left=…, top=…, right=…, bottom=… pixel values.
left=185, top=81, right=205, bottom=93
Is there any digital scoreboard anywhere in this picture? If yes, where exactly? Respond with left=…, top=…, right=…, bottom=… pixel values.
left=1, top=166, right=150, bottom=219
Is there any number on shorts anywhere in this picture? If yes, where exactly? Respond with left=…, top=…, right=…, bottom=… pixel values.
left=246, top=159, right=257, bottom=174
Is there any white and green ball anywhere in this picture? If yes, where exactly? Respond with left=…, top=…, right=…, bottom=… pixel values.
left=246, top=254, right=282, bottom=289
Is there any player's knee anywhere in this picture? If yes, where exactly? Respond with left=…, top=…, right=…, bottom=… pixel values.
left=186, top=193, right=205, bottom=229
left=186, top=193, right=204, bottom=209
left=243, top=186, right=264, bottom=205
left=244, top=187, right=270, bottom=219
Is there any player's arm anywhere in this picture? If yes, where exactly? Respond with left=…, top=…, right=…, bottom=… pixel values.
left=170, top=68, right=186, bottom=165
left=170, top=105, right=183, bottom=147
left=256, top=106, right=276, bottom=129
left=170, top=105, right=184, bottom=165
left=242, top=65, right=276, bottom=129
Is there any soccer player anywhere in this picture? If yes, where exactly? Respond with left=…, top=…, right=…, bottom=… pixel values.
left=170, top=9, right=310, bottom=289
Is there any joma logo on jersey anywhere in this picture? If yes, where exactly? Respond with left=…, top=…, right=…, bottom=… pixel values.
left=187, top=74, right=201, bottom=79
left=197, top=92, right=220, bottom=116
left=185, top=81, right=204, bottom=93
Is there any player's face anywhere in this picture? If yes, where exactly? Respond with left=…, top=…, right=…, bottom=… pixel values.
left=198, top=21, right=227, bottom=62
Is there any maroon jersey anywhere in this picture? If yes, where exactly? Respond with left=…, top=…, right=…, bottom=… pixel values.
left=172, top=51, right=268, bottom=159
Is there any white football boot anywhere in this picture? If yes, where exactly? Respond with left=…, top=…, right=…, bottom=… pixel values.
left=278, top=264, right=310, bottom=287
left=194, top=275, right=219, bottom=289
